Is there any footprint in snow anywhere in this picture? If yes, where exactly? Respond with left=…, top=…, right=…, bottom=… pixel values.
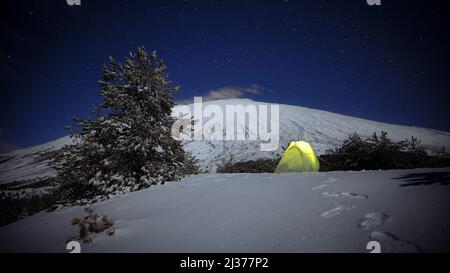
left=320, top=203, right=355, bottom=218
left=312, top=177, right=339, bottom=190
left=312, top=184, right=328, bottom=190
left=358, top=213, right=389, bottom=230
left=369, top=231, right=421, bottom=253
left=322, top=191, right=368, bottom=199
left=325, top=177, right=338, bottom=184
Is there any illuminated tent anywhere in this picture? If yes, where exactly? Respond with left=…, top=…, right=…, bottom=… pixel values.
left=275, top=141, right=320, bottom=173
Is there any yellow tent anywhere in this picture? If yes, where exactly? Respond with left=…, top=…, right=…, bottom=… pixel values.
left=275, top=141, right=320, bottom=173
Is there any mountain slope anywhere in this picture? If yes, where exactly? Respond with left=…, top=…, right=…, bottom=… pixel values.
left=1, top=99, right=450, bottom=185
left=177, top=99, right=450, bottom=171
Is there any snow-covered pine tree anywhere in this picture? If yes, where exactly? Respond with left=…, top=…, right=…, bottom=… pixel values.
left=49, top=47, right=197, bottom=203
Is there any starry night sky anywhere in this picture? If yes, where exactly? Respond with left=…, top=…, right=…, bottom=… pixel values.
left=1, top=0, right=449, bottom=152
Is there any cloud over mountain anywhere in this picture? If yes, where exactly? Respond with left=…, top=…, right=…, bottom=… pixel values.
left=177, top=84, right=265, bottom=104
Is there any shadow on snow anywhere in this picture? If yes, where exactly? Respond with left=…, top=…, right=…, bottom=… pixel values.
left=392, top=171, right=450, bottom=187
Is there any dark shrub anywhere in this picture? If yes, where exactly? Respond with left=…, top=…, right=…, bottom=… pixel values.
left=319, top=131, right=450, bottom=171
left=217, top=158, right=279, bottom=173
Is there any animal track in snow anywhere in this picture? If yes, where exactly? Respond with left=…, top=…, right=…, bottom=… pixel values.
left=320, top=203, right=355, bottom=218
left=369, top=231, right=421, bottom=253
left=358, top=213, right=389, bottom=230
left=322, top=191, right=368, bottom=199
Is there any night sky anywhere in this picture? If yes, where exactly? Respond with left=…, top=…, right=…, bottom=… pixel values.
left=1, top=0, right=449, bottom=152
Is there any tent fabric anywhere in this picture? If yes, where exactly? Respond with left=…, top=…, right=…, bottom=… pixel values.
left=275, top=141, right=320, bottom=173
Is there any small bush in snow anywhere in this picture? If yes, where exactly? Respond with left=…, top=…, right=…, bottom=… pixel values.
left=70, top=207, right=114, bottom=243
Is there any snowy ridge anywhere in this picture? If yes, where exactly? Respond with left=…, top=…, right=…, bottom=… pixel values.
left=1, top=98, right=450, bottom=184
left=0, top=136, right=72, bottom=185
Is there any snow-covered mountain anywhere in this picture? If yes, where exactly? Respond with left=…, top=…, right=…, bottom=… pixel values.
left=1, top=99, right=450, bottom=185
left=176, top=99, right=450, bottom=171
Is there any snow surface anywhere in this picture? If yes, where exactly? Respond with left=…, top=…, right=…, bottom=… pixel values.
left=1, top=168, right=449, bottom=253
left=1, top=99, right=450, bottom=184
